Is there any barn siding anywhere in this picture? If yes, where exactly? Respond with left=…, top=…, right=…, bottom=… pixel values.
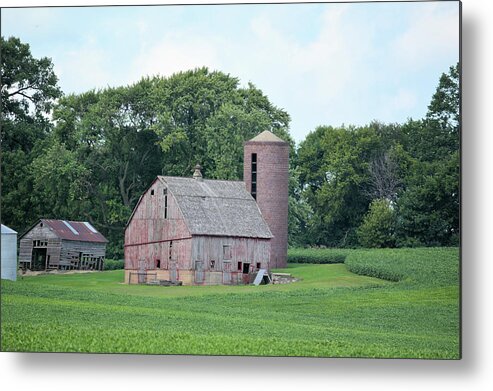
left=191, top=235, right=270, bottom=272
left=124, top=237, right=192, bottom=270
left=19, top=222, right=60, bottom=266
left=59, top=240, right=106, bottom=268
left=124, top=179, right=192, bottom=271
left=125, top=179, right=191, bottom=246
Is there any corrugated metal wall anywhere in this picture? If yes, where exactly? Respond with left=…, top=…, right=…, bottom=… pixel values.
left=1, top=227, right=17, bottom=281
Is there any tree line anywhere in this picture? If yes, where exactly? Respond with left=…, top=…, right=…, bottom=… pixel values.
left=1, top=36, right=459, bottom=257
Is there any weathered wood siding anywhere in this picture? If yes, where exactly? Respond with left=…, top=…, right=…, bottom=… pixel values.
left=191, top=235, right=270, bottom=272
left=124, top=238, right=192, bottom=270
left=18, top=221, right=106, bottom=270
left=18, top=222, right=61, bottom=265
left=124, top=179, right=192, bottom=270
left=59, top=240, right=106, bottom=268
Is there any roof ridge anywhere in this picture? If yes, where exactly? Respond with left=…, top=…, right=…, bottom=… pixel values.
left=159, top=175, right=244, bottom=183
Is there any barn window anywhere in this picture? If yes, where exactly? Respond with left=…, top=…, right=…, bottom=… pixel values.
left=237, top=261, right=242, bottom=271
left=156, top=259, right=161, bottom=269
left=242, top=263, right=250, bottom=274
left=40, top=222, right=43, bottom=227
left=151, top=189, right=154, bottom=196
left=256, top=262, right=261, bottom=270
left=210, top=260, right=215, bottom=269
left=251, top=153, right=257, bottom=200
left=223, top=245, right=232, bottom=260
left=164, top=190, right=168, bottom=219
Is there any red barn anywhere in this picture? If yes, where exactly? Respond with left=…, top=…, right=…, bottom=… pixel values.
left=124, top=130, right=289, bottom=285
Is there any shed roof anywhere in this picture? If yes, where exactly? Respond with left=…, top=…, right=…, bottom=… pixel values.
left=158, top=176, right=273, bottom=239
left=21, top=219, right=108, bottom=243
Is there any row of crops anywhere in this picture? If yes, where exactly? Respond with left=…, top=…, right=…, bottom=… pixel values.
left=288, top=247, right=459, bottom=286
left=1, top=247, right=460, bottom=358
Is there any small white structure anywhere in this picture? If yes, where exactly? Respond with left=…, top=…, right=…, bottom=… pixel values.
left=1, top=224, right=18, bottom=281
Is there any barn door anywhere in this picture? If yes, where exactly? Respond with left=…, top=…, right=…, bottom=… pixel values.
left=223, top=262, right=232, bottom=285
left=195, top=261, right=204, bottom=284
left=169, top=261, right=178, bottom=282
left=138, top=260, right=146, bottom=284
left=242, top=262, right=251, bottom=284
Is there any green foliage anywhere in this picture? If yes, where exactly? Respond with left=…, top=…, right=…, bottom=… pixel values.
left=103, top=259, right=124, bottom=270
left=30, top=142, right=89, bottom=219
left=1, top=36, right=62, bottom=122
left=1, top=36, right=62, bottom=235
left=0, top=35, right=459, bottom=256
left=1, top=248, right=459, bottom=358
left=297, top=123, right=400, bottom=247
left=345, top=247, right=459, bottom=286
left=48, top=69, right=292, bottom=257
left=150, top=69, right=292, bottom=179
left=295, top=65, right=459, bottom=249
left=287, top=248, right=348, bottom=264
left=357, top=198, right=396, bottom=248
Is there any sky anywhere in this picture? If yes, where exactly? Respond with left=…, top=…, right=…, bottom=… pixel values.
left=1, top=1, right=460, bottom=143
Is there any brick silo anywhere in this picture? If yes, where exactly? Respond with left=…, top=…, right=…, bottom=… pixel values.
left=244, top=131, right=289, bottom=269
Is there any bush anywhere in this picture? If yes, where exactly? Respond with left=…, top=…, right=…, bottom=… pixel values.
left=287, top=248, right=348, bottom=264
left=344, top=247, right=459, bottom=285
left=357, top=198, right=396, bottom=248
left=103, top=259, right=124, bottom=270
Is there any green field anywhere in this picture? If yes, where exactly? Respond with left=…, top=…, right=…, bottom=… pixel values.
left=0, top=248, right=460, bottom=358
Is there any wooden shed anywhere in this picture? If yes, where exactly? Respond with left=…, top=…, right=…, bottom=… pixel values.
left=19, top=219, right=108, bottom=271
left=124, top=166, right=273, bottom=285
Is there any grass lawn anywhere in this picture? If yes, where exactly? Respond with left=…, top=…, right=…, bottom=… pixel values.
left=0, top=248, right=459, bottom=358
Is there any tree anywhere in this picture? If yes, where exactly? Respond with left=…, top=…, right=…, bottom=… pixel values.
left=395, top=151, right=459, bottom=246
left=297, top=124, right=388, bottom=247
left=1, top=36, right=62, bottom=234
left=1, top=36, right=62, bottom=155
left=357, top=199, right=396, bottom=248
left=364, top=151, right=400, bottom=203
left=150, top=68, right=292, bottom=179
left=49, top=69, right=292, bottom=257
left=395, top=64, right=460, bottom=246
left=52, top=80, right=164, bottom=257
left=427, top=63, right=460, bottom=133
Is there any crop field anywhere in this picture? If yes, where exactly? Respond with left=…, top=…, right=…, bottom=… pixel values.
left=0, top=248, right=459, bottom=358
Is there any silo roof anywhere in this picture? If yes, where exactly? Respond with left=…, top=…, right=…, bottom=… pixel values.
left=246, top=130, right=287, bottom=143
left=1, top=224, right=17, bottom=235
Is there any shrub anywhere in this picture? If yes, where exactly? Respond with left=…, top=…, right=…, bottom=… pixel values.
left=287, top=248, right=348, bottom=264
left=103, top=259, right=124, bottom=270
left=357, top=198, right=396, bottom=248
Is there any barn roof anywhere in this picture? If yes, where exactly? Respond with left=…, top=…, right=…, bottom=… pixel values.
left=157, top=176, right=273, bottom=239
left=20, top=219, right=108, bottom=243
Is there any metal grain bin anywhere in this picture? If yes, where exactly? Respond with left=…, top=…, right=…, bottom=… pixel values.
left=1, top=224, right=18, bottom=281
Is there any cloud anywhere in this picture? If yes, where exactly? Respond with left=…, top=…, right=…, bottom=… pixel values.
left=56, top=39, right=114, bottom=93
left=3, top=3, right=458, bottom=143
left=132, top=33, right=222, bottom=79
left=390, top=3, right=459, bottom=70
